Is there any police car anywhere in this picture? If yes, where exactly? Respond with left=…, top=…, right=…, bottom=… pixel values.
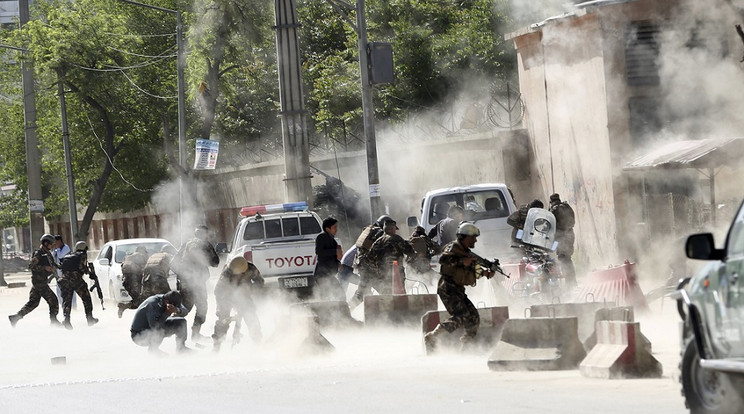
left=216, top=202, right=326, bottom=296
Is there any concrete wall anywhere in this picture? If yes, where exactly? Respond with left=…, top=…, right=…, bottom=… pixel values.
left=51, top=129, right=531, bottom=250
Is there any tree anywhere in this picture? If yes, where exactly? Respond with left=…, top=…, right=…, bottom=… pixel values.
left=298, top=0, right=515, bottom=143
left=0, top=0, right=176, bottom=239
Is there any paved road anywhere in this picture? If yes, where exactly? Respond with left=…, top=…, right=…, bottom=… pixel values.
left=0, top=271, right=688, bottom=414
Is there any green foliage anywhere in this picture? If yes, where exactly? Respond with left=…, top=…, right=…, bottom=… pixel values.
left=298, top=0, right=515, bottom=143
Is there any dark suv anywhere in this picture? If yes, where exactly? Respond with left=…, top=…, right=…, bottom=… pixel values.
left=676, top=201, right=744, bottom=413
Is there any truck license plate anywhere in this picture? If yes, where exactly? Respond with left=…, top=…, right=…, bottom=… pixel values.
left=283, top=277, right=309, bottom=288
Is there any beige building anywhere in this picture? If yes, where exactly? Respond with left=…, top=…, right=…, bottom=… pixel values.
left=507, top=0, right=744, bottom=271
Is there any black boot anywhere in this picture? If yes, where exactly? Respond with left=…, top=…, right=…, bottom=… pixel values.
left=87, top=315, right=99, bottom=326
left=8, top=314, right=21, bottom=327
left=63, top=317, right=73, bottom=330
left=50, top=316, right=62, bottom=327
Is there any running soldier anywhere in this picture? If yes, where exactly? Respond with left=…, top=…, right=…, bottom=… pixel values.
left=173, top=225, right=220, bottom=340
left=349, top=215, right=390, bottom=308
left=212, top=256, right=264, bottom=351
left=352, top=219, right=415, bottom=303
left=549, top=193, right=577, bottom=288
left=58, top=241, right=98, bottom=329
left=9, top=234, right=61, bottom=327
left=118, top=246, right=150, bottom=316
left=137, top=245, right=177, bottom=313
left=423, top=223, right=494, bottom=352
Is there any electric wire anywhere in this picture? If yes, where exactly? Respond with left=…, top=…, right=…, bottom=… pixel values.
left=85, top=113, right=154, bottom=193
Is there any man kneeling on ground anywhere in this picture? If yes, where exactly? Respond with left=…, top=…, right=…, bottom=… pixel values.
left=130, top=290, right=193, bottom=355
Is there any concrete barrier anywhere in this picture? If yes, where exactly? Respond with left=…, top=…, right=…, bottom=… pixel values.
left=290, top=301, right=362, bottom=328
left=267, top=306, right=335, bottom=355
left=421, top=306, right=509, bottom=353
left=577, top=260, right=649, bottom=312
left=583, top=307, right=651, bottom=353
left=528, top=301, right=615, bottom=352
left=580, top=320, right=662, bottom=379
left=364, top=294, right=438, bottom=327
left=487, top=316, right=587, bottom=371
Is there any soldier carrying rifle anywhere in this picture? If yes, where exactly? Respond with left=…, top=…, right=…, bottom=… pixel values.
left=424, top=222, right=499, bottom=352
left=8, top=234, right=61, bottom=327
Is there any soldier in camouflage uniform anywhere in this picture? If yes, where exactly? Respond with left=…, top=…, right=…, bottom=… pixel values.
left=352, top=219, right=415, bottom=303
left=138, top=245, right=177, bottom=311
left=118, top=246, right=150, bottom=316
left=348, top=215, right=390, bottom=308
left=424, top=222, right=494, bottom=352
left=58, top=241, right=98, bottom=329
left=212, top=256, right=264, bottom=351
left=9, top=234, right=61, bottom=327
left=549, top=193, right=576, bottom=288
left=407, top=226, right=441, bottom=275
left=173, top=225, right=220, bottom=340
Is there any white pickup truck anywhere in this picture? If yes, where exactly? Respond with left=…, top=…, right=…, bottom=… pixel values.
left=218, top=202, right=323, bottom=295
left=407, top=183, right=517, bottom=259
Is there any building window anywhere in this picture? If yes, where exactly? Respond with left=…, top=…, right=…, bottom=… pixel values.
left=625, top=22, right=660, bottom=86
left=628, top=96, right=662, bottom=145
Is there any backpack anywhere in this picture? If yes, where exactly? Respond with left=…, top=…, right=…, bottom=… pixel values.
left=355, top=225, right=383, bottom=251
left=60, top=252, right=82, bottom=272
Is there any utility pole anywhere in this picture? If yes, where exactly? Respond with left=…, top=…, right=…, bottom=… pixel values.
left=18, top=0, right=45, bottom=249
left=355, top=0, right=382, bottom=221
left=274, top=0, right=313, bottom=206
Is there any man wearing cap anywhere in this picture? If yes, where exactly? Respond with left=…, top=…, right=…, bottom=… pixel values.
left=549, top=193, right=577, bottom=288
left=130, top=290, right=192, bottom=354
left=173, top=225, right=220, bottom=341
left=352, top=219, right=415, bottom=305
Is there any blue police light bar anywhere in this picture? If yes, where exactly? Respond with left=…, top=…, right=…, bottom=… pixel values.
left=240, top=201, right=309, bottom=217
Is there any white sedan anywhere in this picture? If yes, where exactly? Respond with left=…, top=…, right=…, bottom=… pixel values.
left=91, top=238, right=177, bottom=303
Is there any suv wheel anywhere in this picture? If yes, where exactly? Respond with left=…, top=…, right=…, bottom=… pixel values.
left=680, top=337, right=743, bottom=413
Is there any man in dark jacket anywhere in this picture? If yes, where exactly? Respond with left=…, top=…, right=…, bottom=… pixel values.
left=313, top=216, right=345, bottom=301
left=130, top=290, right=191, bottom=355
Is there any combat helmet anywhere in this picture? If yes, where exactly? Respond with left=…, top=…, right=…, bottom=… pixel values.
left=74, top=241, right=88, bottom=251
left=376, top=215, right=392, bottom=227
left=229, top=256, right=249, bottom=274
left=456, top=222, right=480, bottom=237
left=40, top=233, right=55, bottom=245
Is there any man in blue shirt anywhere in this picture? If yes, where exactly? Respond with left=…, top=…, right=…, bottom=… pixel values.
left=130, top=290, right=192, bottom=355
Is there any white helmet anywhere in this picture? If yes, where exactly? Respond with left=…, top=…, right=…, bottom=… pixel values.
left=456, top=222, right=480, bottom=237
left=74, top=241, right=88, bottom=251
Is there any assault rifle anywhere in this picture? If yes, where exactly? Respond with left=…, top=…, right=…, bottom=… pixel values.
left=470, top=252, right=510, bottom=279
left=87, top=262, right=105, bottom=310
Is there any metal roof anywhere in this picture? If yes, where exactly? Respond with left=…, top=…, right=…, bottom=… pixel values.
left=623, top=137, right=744, bottom=171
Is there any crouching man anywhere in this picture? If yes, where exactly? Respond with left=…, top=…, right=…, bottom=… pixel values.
left=130, top=290, right=193, bottom=355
